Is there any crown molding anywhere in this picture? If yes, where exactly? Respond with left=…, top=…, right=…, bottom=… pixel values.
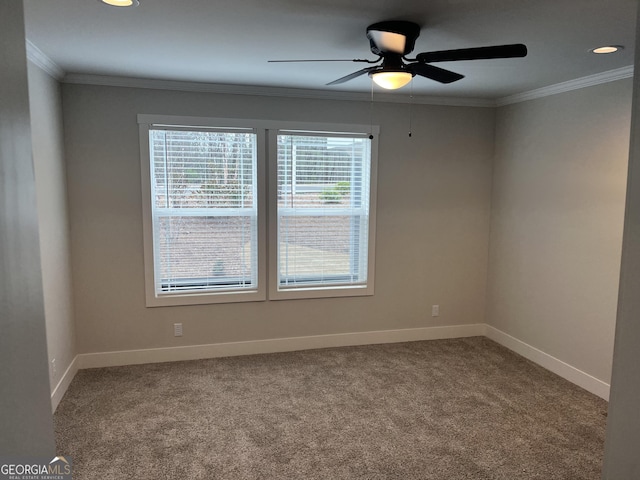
left=496, top=65, right=634, bottom=106
left=61, top=73, right=496, bottom=108
left=61, top=65, right=634, bottom=108
left=26, top=40, right=65, bottom=80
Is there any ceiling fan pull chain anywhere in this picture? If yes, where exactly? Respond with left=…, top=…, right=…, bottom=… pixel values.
left=369, top=80, right=375, bottom=139
left=408, top=79, right=413, bottom=138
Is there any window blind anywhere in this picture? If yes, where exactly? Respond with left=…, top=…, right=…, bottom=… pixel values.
left=149, top=128, right=258, bottom=294
left=276, top=132, right=371, bottom=289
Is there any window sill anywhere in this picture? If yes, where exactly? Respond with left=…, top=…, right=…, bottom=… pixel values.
left=268, top=284, right=374, bottom=301
left=145, top=289, right=266, bottom=307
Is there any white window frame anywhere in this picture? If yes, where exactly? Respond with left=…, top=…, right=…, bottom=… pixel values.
left=139, top=114, right=378, bottom=306
left=268, top=127, right=379, bottom=300
left=138, top=114, right=267, bottom=307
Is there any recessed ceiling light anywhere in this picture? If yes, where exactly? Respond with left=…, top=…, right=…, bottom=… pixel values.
left=99, top=0, right=139, bottom=7
left=591, top=45, right=623, bottom=54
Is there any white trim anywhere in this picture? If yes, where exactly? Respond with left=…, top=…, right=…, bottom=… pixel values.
left=496, top=65, right=634, bottom=106
left=63, top=324, right=609, bottom=404
left=138, top=121, right=267, bottom=307
left=26, top=40, right=64, bottom=80
left=136, top=114, right=376, bottom=135
left=485, top=325, right=610, bottom=400
left=44, top=63, right=633, bottom=108
left=63, top=73, right=495, bottom=108
left=139, top=115, right=382, bottom=306
left=50, top=356, right=78, bottom=412
left=77, top=324, right=486, bottom=369
left=267, top=127, right=379, bottom=301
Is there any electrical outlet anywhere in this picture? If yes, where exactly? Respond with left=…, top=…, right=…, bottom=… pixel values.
left=174, top=323, right=183, bottom=337
left=431, top=305, right=440, bottom=317
left=51, top=358, right=57, bottom=376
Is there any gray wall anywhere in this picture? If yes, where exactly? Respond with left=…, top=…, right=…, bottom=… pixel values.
left=486, top=79, right=632, bottom=385
left=62, top=84, right=495, bottom=354
left=28, top=62, right=76, bottom=398
left=0, top=0, right=55, bottom=456
left=602, top=12, right=640, bottom=476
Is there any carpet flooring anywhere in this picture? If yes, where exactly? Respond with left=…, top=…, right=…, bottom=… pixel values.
left=55, top=337, right=608, bottom=479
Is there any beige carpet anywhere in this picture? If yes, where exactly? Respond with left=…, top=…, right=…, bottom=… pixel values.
left=55, top=337, right=607, bottom=479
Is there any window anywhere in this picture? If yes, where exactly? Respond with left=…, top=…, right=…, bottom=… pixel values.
left=270, top=131, right=373, bottom=299
left=139, top=115, right=377, bottom=306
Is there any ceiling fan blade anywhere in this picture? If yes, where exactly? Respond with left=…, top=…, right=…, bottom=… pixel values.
left=415, top=44, right=527, bottom=63
left=268, top=58, right=378, bottom=63
left=327, top=67, right=379, bottom=86
left=407, top=63, right=464, bottom=84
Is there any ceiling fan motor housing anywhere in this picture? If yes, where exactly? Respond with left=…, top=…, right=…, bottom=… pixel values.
left=366, top=21, right=421, bottom=56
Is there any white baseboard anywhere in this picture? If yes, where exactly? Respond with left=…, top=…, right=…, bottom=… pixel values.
left=77, top=324, right=486, bottom=369
left=54, top=324, right=609, bottom=406
left=485, top=325, right=610, bottom=400
left=51, top=355, right=78, bottom=412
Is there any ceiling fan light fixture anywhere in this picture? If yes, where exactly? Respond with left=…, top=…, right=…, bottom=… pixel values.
left=591, top=45, right=622, bottom=54
left=99, top=0, right=139, bottom=7
left=370, top=71, right=413, bottom=90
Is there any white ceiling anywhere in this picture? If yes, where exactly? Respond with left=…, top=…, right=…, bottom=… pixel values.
left=23, top=0, right=637, bottom=100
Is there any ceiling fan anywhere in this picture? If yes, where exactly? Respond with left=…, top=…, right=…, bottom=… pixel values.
left=269, top=21, right=528, bottom=90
